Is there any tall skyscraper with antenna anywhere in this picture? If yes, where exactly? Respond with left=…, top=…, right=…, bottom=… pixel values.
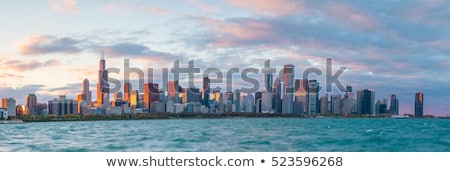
left=97, top=51, right=109, bottom=108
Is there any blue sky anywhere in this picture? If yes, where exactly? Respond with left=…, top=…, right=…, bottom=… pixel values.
left=0, top=0, right=449, bottom=115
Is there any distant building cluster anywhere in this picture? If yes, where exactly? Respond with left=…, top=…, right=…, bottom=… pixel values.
left=0, top=56, right=427, bottom=119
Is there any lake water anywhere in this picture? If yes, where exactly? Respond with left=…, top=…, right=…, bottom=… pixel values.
left=1, top=118, right=449, bottom=152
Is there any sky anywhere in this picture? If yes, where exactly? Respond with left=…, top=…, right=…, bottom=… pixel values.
left=0, top=0, right=449, bottom=115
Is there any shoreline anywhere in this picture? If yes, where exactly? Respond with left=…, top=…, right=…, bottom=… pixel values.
left=12, top=112, right=446, bottom=123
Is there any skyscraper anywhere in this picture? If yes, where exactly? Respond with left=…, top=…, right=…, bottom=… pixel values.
left=343, top=85, right=357, bottom=114
left=123, top=82, right=132, bottom=102
left=265, top=72, right=273, bottom=93
left=202, top=77, right=211, bottom=108
left=82, top=78, right=91, bottom=103
left=97, top=51, right=109, bottom=108
left=282, top=64, right=295, bottom=114
left=182, top=88, right=201, bottom=104
left=307, top=80, right=319, bottom=115
left=48, top=95, right=77, bottom=116
left=357, top=89, right=375, bottom=115
left=272, top=78, right=282, bottom=113
left=26, top=94, right=37, bottom=115
left=331, top=95, right=343, bottom=115
left=243, top=93, right=255, bottom=112
left=130, top=90, right=139, bottom=109
left=261, top=91, right=272, bottom=113
left=319, top=94, right=329, bottom=114
left=415, top=92, right=424, bottom=118
left=233, top=89, right=241, bottom=112
left=168, top=81, right=182, bottom=103
left=390, top=94, right=399, bottom=115
left=1, top=98, right=16, bottom=118
left=294, top=79, right=308, bottom=114
left=144, top=83, right=159, bottom=110
left=255, top=91, right=262, bottom=113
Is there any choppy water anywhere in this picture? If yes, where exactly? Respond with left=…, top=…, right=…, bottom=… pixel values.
left=0, top=118, right=449, bottom=152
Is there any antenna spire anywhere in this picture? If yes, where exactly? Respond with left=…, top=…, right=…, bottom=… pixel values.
left=101, top=49, right=105, bottom=60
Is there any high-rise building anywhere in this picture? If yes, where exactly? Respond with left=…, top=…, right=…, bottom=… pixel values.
left=211, top=90, right=222, bottom=103
left=243, top=93, right=255, bottom=113
left=307, top=80, right=319, bottom=115
left=345, top=85, right=354, bottom=99
left=233, top=89, right=241, bottom=112
left=130, top=90, right=139, bottom=109
left=202, top=77, right=211, bottom=108
left=123, top=82, right=132, bottom=102
left=168, top=81, right=182, bottom=103
left=272, top=78, right=282, bottom=113
left=255, top=92, right=262, bottom=112
left=26, top=94, right=37, bottom=115
left=182, top=88, right=201, bottom=104
left=390, top=94, right=399, bottom=115
left=331, top=95, right=343, bottom=115
left=294, top=79, right=308, bottom=114
left=97, top=52, right=109, bottom=108
left=48, top=96, right=78, bottom=116
left=415, top=92, right=424, bottom=118
left=225, top=92, right=233, bottom=105
left=265, top=72, right=273, bottom=93
left=112, top=91, right=127, bottom=107
left=36, top=103, right=47, bottom=115
left=16, top=105, right=28, bottom=116
left=261, top=91, right=272, bottom=113
left=82, top=78, right=92, bottom=103
left=282, top=64, right=294, bottom=114
left=144, top=83, right=159, bottom=110
left=343, top=85, right=357, bottom=114
left=375, top=99, right=387, bottom=115
left=1, top=98, right=16, bottom=117
left=357, top=89, right=375, bottom=115
left=319, top=94, right=329, bottom=114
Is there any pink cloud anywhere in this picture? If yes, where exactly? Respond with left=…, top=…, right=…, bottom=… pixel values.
left=48, top=0, right=78, bottom=13
left=102, top=2, right=170, bottom=15
left=1, top=59, right=61, bottom=72
left=188, top=0, right=219, bottom=13
left=426, top=40, right=450, bottom=52
left=327, top=4, right=378, bottom=30
left=226, top=0, right=304, bottom=16
left=202, top=18, right=276, bottom=47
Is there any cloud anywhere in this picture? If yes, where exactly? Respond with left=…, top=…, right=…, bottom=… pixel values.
left=46, top=83, right=81, bottom=92
left=326, top=4, right=378, bottom=30
left=48, top=0, right=78, bottom=13
left=103, top=43, right=180, bottom=61
left=0, top=73, right=23, bottom=79
left=188, top=0, right=219, bottom=13
left=200, top=17, right=277, bottom=47
left=17, top=34, right=181, bottom=63
left=102, top=1, right=170, bottom=15
left=2, top=59, right=61, bottom=71
left=19, top=35, right=83, bottom=55
left=226, top=0, right=304, bottom=16
left=144, top=7, right=170, bottom=14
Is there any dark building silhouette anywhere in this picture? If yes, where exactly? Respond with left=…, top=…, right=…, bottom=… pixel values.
left=144, top=83, right=159, bottom=110
left=415, top=92, right=424, bottom=118
left=357, top=89, right=375, bottom=115
left=202, top=77, right=210, bottom=108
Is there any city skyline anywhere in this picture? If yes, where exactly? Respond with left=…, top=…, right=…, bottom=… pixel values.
left=0, top=55, right=430, bottom=117
left=0, top=0, right=449, bottom=115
